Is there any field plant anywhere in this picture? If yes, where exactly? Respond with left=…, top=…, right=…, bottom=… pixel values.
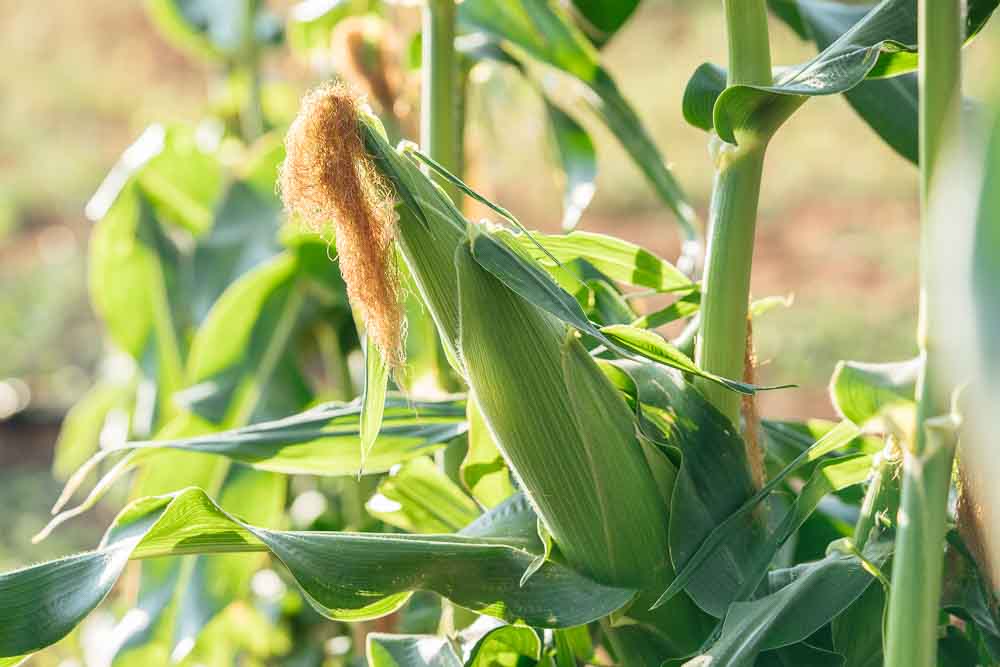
left=2, top=0, right=1000, bottom=666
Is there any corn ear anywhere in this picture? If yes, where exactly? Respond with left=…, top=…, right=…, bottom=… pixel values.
left=454, top=235, right=668, bottom=590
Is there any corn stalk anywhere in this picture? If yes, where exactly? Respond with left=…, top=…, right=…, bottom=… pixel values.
left=421, top=0, right=460, bottom=204
left=695, top=0, right=771, bottom=447
left=884, top=1, right=963, bottom=665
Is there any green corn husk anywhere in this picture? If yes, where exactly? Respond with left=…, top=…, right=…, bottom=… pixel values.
left=455, top=237, right=669, bottom=588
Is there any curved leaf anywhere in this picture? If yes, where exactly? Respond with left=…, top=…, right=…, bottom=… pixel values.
left=367, top=620, right=541, bottom=667
left=471, top=232, right=767, bottom=397
left=829, top=357, right=920, bottom=425
left=687, top=0, right=998, bottom=146
left=0, top=487, right=636, bottom=660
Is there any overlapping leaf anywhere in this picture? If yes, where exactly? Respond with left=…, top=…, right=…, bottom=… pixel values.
left=676, top=539, right=892, bottom=667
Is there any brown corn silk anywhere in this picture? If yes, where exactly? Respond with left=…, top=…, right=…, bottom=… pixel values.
left=280, top=84, right=404, bottom=367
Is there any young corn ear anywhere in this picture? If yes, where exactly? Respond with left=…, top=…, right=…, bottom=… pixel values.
left=455, top=237, right=670, bottom=590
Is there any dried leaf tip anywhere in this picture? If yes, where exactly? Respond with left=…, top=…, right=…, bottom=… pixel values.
left=280, top=83, right=404, bottom=367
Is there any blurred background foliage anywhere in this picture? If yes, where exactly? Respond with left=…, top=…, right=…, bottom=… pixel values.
left=1, top=0, right=998, bottom=598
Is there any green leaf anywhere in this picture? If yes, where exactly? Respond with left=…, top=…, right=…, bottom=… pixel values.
left=88, top=124, right=224, bottom=236
left=181, top=251, right=312, bottom=426
left=89, top=185, right=186, bottom=421
left=367, top=621, right=541, bottom=667
left=689, top=538, right=892, bottom=667
left=366, top=457, right=481, bottom=533
left=361, top=333, right=390, bottom=472
left=133, top=125, right=224, bottom=235
left=0, top=487, right=636, bottom=659
left=831, top=578, right=885, bottom=667
left=554, top=625, right=594, bottom=665
left=190, top=179, right=283, bottom=323
left=601, top=324, right=765, bottom=396
left=619, top=361, right=760, bottom=617
left=692, top=0, right=998, bottom=148
left=458, top=0, right=698, bottom=238
left=474, top=232, right=771, bottom=397
left=829, top=358, right=920, bottom=425
left=588, top=280, right=637, bottom=326
left=497, top=229, right=695, bottom=293
left=734, top=455, right=875, bottom=601
left=461, top=397, right=515, bottom=508
left=368, top=634, right=462, bottom=667
left=545, top=102, right=597, bottom=231
left=630, top=292, right=701, bottom=330
left=652, top=418, right=862, bottom=613
left=782, top=0, right=922, bottom=164
left=68, top=398, right=468, bottom=485
left=465, top=622, right=542, bottom=666
left=567, top=0, right=641, bottom=47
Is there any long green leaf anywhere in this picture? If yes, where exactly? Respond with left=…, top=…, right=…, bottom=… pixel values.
left=497, top=229, right=694, bottom=293
left=458, top=0, right=698, bottom=238
left=0, top=487, right=636, bottom=660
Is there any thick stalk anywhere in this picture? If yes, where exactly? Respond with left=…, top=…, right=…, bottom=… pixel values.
left=694, top=0, right=772, bottom=427
left=421, top=0, right=460, bottom=204
left=420, top=0, right=463, bottom=392
left=884, top=2, right=962, bottom=666
left=696, top=144, right=765, bottom=425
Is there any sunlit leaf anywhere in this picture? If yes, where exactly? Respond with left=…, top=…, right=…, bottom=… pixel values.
left=0, top=487, right=637, bottom=660
left=366, top=457, right=480, bottom=534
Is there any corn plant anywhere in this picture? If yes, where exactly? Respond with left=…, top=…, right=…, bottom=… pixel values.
left=3, top=0, right=1000, bottom=666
